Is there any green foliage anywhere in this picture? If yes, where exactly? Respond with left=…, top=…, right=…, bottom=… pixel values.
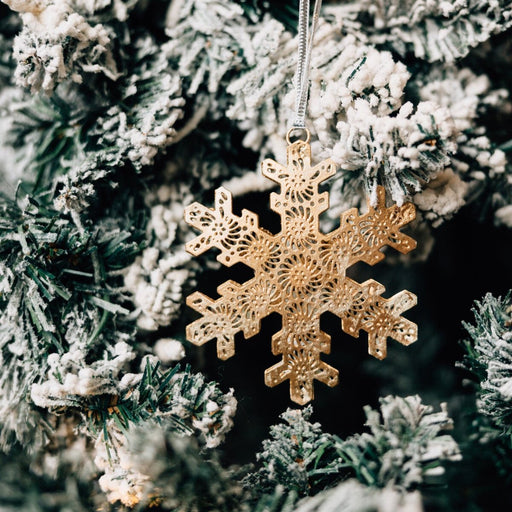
left=244, top=397, right=459, bottom=508
left=87, top=361, right=237, bottom=450
left=339, top=0, right=512, bottom=63
left=461, top=293, right=512, bottom=393
left=5, top=33, right=184, bottom=198
left=461, top=293, right=512, bottom=450
left=163, top=0, right=254, bottom=98
left=244, top=406, right=346, bottom=499
left=0, top=35, right=12, bottom=86
left=0, top=194, right=141, bottom=343
left=0, top=193, right=143, bottom=448
left=9, top=0, right=136, bottom=93
left=336, top=100, right=457, bottom=207
left=6, top=92, right=94, bottom=194
left=336, top=395, right=461, bottom=490
left=0, top=446, right=96, bottom=512
left=92, top=34, right=185, bottom=170
left=127, top=422, right=243, bottom=512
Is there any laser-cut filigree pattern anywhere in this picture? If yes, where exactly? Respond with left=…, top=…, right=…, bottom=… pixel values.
left=185, top=140, right=418, bottom=404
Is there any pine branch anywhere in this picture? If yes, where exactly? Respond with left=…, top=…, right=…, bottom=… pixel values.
left=244, top=406, right=347, bottom=500
left=4, top=32, right=185, bottom=198
left=332, top=99, right=457, bottom=209
left=0, top=193, right=143, bottom=449
left=126, top=422, right=244, bottom=512
left=163, top=0, right=258, bottom=98
left=332, top=0, right=512, bottom=63
left=89, top=361, right=237, bottom=508
left=246, top=396, right=459, bottom=508
left=91, top=34, right=185, bottom=170
left=0, top=448, right=96, bottom=512
left=336, top=395, right=461, bottom=490
left=85, top=361, right=237, bottom=450
left=224, top=12, right=460, bottom=211
left=460, top=292, right=512, bottom=435
left=5, top=92, right=93, bottom=194
left=5, top=0, right=135, bottom=93
left=293, top=479, right=422, bottom=512
left=407, top=65, right=508, bottom=226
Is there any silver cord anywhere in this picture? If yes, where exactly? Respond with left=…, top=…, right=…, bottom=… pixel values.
left=292, top=0, right=322, bottom=130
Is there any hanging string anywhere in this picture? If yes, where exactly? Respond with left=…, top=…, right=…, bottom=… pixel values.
left=292, top=0, right=322, bottom=131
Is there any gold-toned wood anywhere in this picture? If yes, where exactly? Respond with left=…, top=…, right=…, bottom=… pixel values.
left=184, top=139, right=417, bottom=405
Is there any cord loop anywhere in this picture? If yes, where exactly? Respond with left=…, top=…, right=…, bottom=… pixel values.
left=291, top=0, right=322, bottom=131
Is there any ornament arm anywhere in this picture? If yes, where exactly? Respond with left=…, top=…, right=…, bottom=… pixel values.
left=186, top=277, right=278, bottom=359
left=338, top=186, right=417, bottom=266
left=184, top=187, right=259, bottom=267
left=339, top=279, right=417, bottom=359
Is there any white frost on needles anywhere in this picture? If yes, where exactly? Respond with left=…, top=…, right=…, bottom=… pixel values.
left=154, top=337, right=185, bottom=363
left=227, top=24, right=409, bottom=158
left=413, top=168, right=468, bottom=227
left=164, top=0, right=255, bottom=97
left=331, top=99, right=457, bottom=209
left=4, top=0, right=119, bottom=92
left=95, top=426, right=149, bottom=507
left=340, top=395, right=462, bottom=490
left=293, top=479, right=423, bottom=512
left=328, top=0, right=512, bottom=63
left=124, top=184, right=197, bottom=331
left=225, top=17, right=464, bottom=221
left=125, top=245, right=190, bottom=331
left=31, top=341, right=136, bottom=408
left=462, top=294, right=512, bottom=429
left=226, top=25, right=411, bottom=154
left=417, top=66, right=508, bottom=180
left=413, top=66, right=510, bottom=226
left=93, top=359, right=238, bottom=506
left=0, top=262, right=14, bottom=296
left=93, top=42, right=185, bottom=168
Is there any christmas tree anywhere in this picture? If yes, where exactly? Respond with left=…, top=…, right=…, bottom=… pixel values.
left=0, top=0, right=511, bottom=510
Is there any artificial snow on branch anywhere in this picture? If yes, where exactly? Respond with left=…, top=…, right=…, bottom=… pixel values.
left=124, top=182, right=198, bottom=331
left=120, top=421, right=243, bottom=511
left=92, top=360, right=237, bottom=506
left=330, top=0, right=512, bottom=63
left=246, top=396, right=460, bottom=509
left=293, top=479, right=422, bottom=512
left=0, top=194, right=142, bottom=449
left=337, top=395, right=461, bottom=490
left=3, top=0, right=125, bottom=92
left=244, top=406, right=346, bottom=499
left=460, top=292, right=512, bottom=434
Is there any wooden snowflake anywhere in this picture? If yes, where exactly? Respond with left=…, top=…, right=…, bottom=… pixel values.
left=185, top=139, right=417, bottom=404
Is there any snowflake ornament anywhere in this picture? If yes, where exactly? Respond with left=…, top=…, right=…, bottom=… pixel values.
left=185, top=137, right=417, bottom=404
